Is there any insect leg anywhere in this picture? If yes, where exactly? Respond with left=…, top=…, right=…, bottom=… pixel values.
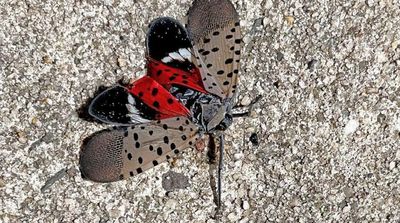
left=207, top=134, right=217, bottom=164
left=207, top=135, right=219, bottom=209
left=207, top=134, right=224, bottom=218
left=216, top=134, right=224, bottom=216
left=233, top=95, right=262, bottom=109
left=232, top=95, right=262, bottom=118
left=231, top=111, right=250, bottom=118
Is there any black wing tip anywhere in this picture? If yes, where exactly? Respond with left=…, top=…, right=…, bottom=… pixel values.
left=79, top=129, right=125, bottom=183
left=188, top=0, right=239, bottom=42
left=146, top=17, right=187, bottom=43
left=87, top=85, right=135, bottom=125
left=146, top=17, right=191, bottom=61
left=188, top=0, right=239, bottom=21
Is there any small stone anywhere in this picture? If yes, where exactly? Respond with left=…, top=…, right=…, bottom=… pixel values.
left=234, top=153, right=243, bottom=161
left=291, top=146, right=298, bottom=155
left=165, top=199, right=177, bottom=209
left=67, top=168, right=78, bottom=177
left=239, top=218, right=249, bottom=223
left=276, top=188, right=283, bottom=196
left=249, top=133, right=259, bottom=146
left=375, top=50, right=388, bottom=63
left=248, top=154, right=257, bottom=161
left=343, top=186, right=354, bottom=198
left=343, top=205, right=351, bottom=213
left=284, top=16, right=294, bottom=26
left=234, top=160, right=242, bottom=167
left=389, top=161, right=396, bottom=170
left=289, top=75, right=296, bottom=83
left=377, top=113, right=386, bottom=124
left=45, top=98, right=53, bottom=105
left=299, top=80, right=306, bottom=89
left=289, top=197, right=300, bottom=208
left=253, top=18, right=263, bottom=28
left=265, top=0, right=273, bottom=9
left=263, top=17, right=269, bottom=27
left=109, top=207, right=120, bottom=218
left=313, top=23, right=320, bottom=31
left=243, top=36, right=251, bottom=44
left=32, top=117, right=42, bottom=127
left=162, top=171, right=190, bottom=191
left=392, top=39, right=399, bottom=50
left=276, top=51, right=284, bottom=61
left=227, top=212, right=239, bottom=222
left=117, top=57, right=127, bottom=67
left=195, top=138, right=206, bottom=152
left=65, top=198, right=75, bottom=206
left=242, top=200, right=250, bottom=210
left=17, top=131, right=27, bottom=143
left=246, top=127, right=255, bottom=133
left=395, top=118, right=400, bottom=131
left=307, top=59, right=318, bottom=70
left=241, top=95, right=251, bottom=106
left=237, top=186, right=246, bottom=198
left=42, top=55, right=53, bottom=64
left=343, top=119, right=359, bottom=135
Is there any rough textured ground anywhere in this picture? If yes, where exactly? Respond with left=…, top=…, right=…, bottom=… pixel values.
left=1, top=0, right=400, bottom=222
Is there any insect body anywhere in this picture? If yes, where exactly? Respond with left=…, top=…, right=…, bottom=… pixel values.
left=80, top=0, right=241, bottom=208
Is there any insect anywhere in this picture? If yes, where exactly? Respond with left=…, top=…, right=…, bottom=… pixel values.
left=80, top=0, right=242, bottom=212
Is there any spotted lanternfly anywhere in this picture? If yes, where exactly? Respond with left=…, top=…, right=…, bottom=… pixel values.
left=80, top=0, right=241, bottom=211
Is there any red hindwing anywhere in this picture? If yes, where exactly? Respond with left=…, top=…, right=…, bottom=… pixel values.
left=146, top=58, right=207, bottom=94
left=127, top=76, right=190, bottom=119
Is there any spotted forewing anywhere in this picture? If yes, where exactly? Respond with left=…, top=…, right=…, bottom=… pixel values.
left=188, top=0, right=240, bottom=99
left=80, top=117, right=199, bottom=182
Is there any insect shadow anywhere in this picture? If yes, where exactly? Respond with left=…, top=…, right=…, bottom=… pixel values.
left=77, top=85, right=109, bottom=124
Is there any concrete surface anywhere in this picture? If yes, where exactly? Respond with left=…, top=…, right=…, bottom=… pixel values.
left=1, top=0, right=400, bottom=222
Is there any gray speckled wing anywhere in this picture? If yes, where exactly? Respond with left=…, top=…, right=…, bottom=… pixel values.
left=80, top=117, right=200, bottom=182
left=187, top=0, right=241, bottom=99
